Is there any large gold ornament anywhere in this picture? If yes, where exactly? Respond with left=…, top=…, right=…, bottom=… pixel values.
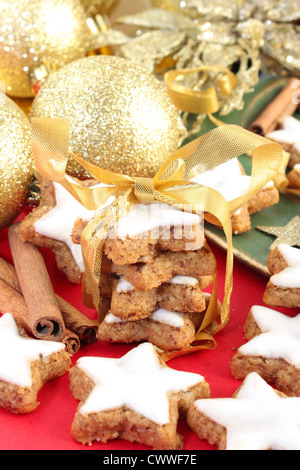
left=0, top=94, right=34, bottom=230
left=0, top=0, right=90, bottom=98
left=80, top=0, right=120, bottom=17
left=31, top=55, right=185, bottom=179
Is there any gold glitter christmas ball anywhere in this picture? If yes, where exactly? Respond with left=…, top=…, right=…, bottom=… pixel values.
left=31, top=55, right=183, bottom=178
left=0, top=94, right=34, bottom=230
left=80, top=0, right=120, bottom=17
left=0, top=0, right=90, bottom=98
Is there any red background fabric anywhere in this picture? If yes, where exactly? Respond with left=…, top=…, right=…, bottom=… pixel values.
left=0, top=210, right=297, bottom=451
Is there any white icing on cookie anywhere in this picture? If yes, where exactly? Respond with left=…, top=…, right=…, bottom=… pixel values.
left=294, top=164, right=300, bottom=174
left=116, top=275, right=198, bottom=294
left=34, top=182, right=115, bottom=272
left=193, top=372, right=300, bottom=450
left=116, top=276, right=135, bottom=293
left=266, top=116, right=300, bottom=153
left=151, top=308, right=185, bottom=328
left=270, top=244, right=300, bottom=288
left=238, top=305, right=300, bottom=367
left=104, top=309, right=185, bottom=328
left=166, top=275, right=198, bottom=286
left=75, top=342, right=204, bottom=425
left=103, top=312, right=123, bottom=324
left=114, top=202, right=202, bottom=239
left=0, top=313, right=66, bottom=387
left=190, top=158, right=274, bottom=214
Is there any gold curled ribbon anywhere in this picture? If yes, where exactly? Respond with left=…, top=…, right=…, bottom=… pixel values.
left=164, top=65, right=238, bottom=116
left=31, top=118, right=284, bottom=354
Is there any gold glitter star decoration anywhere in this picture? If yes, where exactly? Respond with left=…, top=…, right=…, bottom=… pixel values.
left=256, top=216, right=300, bottom=249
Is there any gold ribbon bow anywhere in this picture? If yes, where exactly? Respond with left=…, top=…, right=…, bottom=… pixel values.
left=31, top=118, right=284, bottom=356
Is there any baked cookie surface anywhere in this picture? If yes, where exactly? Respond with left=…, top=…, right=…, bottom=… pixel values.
left=263, top=244, right=300, bottom=308
left=104, top=202, right=204, bottom=265
left=69, top=342, right=210, bottom=449
left=0, top=313, right=71, bottom=413
left=287, top=164, right=300, bottom=189
left=110, top=275, right=207, bottom=320
left=231, top=305, right=300, bottom=396
left=187, top=372, right=300, bottom=450
left=108, top=243, right=216, bottom=291
left=97, top=308, right=198, bottom=351
left=17, top=176, right=103, bottom=284
left=73, top=201, right=204, bottom=266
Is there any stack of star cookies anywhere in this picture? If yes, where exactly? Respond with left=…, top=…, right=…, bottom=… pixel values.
left=73, top=201, right=217, bottom=351
left=17, top=176, right=217, bottom=352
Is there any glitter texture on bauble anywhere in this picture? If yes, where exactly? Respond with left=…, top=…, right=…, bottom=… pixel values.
left=0, top=0, right=90, bottom=98
left=0, top=94, right=34, bottom=229
left=31, top=55, right=185, bottom=179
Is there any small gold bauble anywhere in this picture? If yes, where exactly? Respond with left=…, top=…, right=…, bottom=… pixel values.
left=31, top=55, right=183, bottom=179
left=80, top=0, right=120, bottom=17
left=0, top=94, right=34, bottom=230
left=0, top=0, right=90, bottom=98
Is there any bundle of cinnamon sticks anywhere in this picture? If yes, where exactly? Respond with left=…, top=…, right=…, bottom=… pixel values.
left=248, top=77, right=300, bottom=136
left=0, top=223, right=98, bottom=354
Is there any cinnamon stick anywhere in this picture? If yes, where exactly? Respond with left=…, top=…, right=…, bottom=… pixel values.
left=0, top=278, right=80, bottom=354
left=61, top=329, right=80, bottom=354
left=0, top=255, right=98, bottom=344
left=0, top=278, right=32, bottom=333
left=55, top=296, right=98, bottom=344
left=0, top=257, right=20, bottom=291
left=8, top=223, right=65, bottom=342
left=248, top=77, right=299, bottom=136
